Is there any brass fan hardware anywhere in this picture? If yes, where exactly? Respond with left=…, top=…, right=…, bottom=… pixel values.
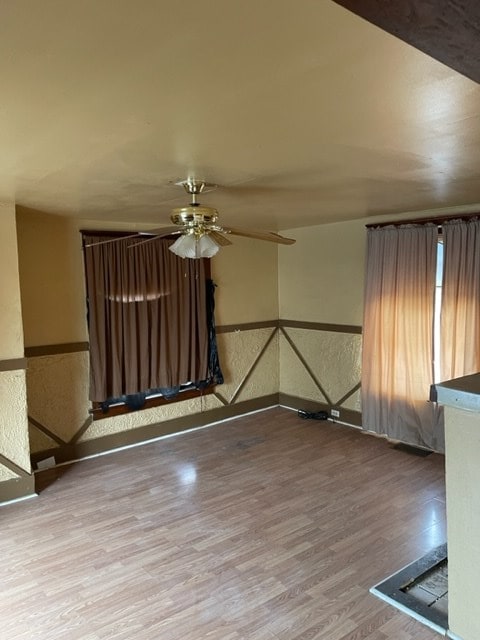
left=171, top=179, right=220, bottom=229
left=84, top=178, right=296, bottom=258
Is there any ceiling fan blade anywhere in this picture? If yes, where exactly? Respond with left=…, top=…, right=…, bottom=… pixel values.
left=127, top=235, right=164, bottom=249
left=84, top=227, right=183, bottom=249
left=83, top=233, right=144, bottom=248
left=128, top=230, right=187, bottom=249
left=223, top=226, right=296, bottom=245
left=145, top=226, right=184, bottom=237
left=210, top=230, right=233, bottom=246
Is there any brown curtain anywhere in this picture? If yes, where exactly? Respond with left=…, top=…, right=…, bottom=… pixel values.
left=362, top=225, right=443, bottom=450
left=440, top=219, right=480, bottom=381
left=83, top=235, right=209, bottom=402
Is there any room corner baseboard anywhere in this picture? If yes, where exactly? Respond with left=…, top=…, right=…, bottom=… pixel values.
left=31, top=394, right=280, bottom=468
left=0, top=474, right=36, bottom=506
left=278, top=393, right=362, bottom=428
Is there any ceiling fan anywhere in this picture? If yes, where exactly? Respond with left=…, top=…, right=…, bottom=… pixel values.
left=85, top=178, right=296, bottom=259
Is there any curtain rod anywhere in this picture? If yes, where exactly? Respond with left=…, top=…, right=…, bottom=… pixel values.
left=366, top=211, right=479, bottom=228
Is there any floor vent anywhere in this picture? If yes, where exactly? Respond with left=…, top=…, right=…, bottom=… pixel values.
left=392, top=442, right=433, bottom=457
left=370, top=543, right=448, bottom=635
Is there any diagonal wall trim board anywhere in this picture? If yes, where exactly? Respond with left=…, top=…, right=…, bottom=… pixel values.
left=280, top=320, right=362, bottom=334
left=214, top=391, right=229, bottom=406
left=229, top=328, right=278, bottom=405
left=69, top=416, right=94, bottom=444
left=0, top=357, right=27, bottom=372
left=335, top=382, right=362, bottom=407
left=0, top=453, right=30, bottom=477
left=280, top=327, right=332, bottom=405
left=28, top=415, right=66, bottom=445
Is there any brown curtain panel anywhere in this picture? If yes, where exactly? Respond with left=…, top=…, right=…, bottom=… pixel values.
left=83, top=235, right=209, bottom=402
left=362, top=225, right=444, bottom=450
left=440, top=218, right=480, bottom=381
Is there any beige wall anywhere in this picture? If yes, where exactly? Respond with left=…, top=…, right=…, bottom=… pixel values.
left=277, top=220, right=365, bottom=423
left=16, top=209, right=131, bottom=346
left=16, top=208, right=88, bottom=346
left=0, top=205, right=25, bottom=358
left=212, top=236, right=278, bottom=325
left=0, top=203, right=31, bottom=500
left=279, top=220, right=366, bottom=325
left=0, top=370, right=30, bottom=473
left=278, top=207, right=451, bottom=323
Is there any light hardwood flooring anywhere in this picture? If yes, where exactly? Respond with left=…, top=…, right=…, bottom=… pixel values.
left=2, top=408, right=446, bottom=639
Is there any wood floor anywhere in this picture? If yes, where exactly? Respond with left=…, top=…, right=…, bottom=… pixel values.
left=2, top=408, right=446, bottom=640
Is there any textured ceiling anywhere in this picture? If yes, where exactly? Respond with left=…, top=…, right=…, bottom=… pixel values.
left=2, top=0, right=480, bottom=231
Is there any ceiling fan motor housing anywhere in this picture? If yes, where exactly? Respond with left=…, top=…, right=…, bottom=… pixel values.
left=170, top=205, right=219, bottom=233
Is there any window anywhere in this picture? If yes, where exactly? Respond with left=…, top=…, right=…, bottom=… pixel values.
left=82, top=232, right=223, bottom=419
left=433, top=238, right=443, bottom=384
left=362, top=218, right=480, bottom=452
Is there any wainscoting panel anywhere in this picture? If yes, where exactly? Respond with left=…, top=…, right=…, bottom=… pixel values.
left=279, top=321, right=362, bottom=423
left=0, top=367, right=34, bottom=503
left=27, top=323, right=280, bottom=467
left=0, top=369, right=30, bottom=472
left=215, top=327, right=279, bottom=405
left=26, top=321, right=362, bottom=468
left=27, top=350, right=90, bottom=451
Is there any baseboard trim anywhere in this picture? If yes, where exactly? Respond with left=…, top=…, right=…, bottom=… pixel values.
left=31, top=394, right=280, bottom=468
left=278, top=393, right=362, bottom=428
left=0, top=474, right=36, bottom=505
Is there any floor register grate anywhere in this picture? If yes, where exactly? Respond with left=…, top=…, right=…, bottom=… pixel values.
left=370, top=543, right=448, bottom=635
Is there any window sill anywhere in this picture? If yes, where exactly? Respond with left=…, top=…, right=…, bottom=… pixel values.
left=90, top=385, right=215, bottom=420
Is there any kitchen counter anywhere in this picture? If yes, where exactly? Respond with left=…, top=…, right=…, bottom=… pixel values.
left=434, top=372, right=480, bottom=640
left=435, top=372, right=480, bottom=412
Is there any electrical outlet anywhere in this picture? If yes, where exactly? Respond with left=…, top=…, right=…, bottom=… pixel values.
left=37, top=456, right=56, bottom=470
left=331, top=409, right=340, bottom=418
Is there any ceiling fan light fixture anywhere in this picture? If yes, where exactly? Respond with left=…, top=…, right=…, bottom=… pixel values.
left=169, top=232, right=220, bottom=259
left=169, top=234, right=197, bottom=259
left=197, top=233, right=220, bottom=258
